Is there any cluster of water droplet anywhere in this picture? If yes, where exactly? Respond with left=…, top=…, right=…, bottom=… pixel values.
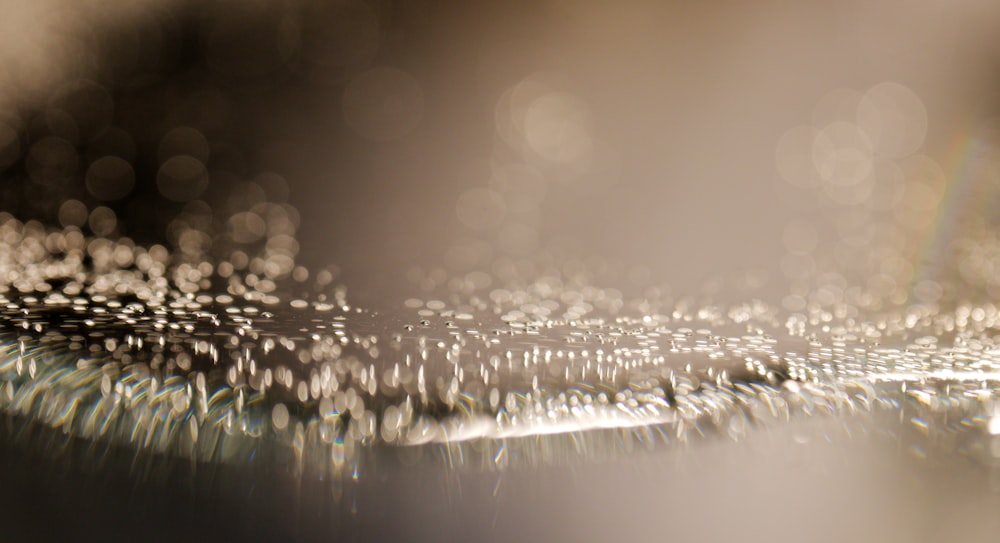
left=5, top=5, right=1000, bottom=498
left=4, top=192, right=1000, bottom=487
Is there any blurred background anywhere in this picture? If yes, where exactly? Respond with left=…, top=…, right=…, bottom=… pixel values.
left=4, top=0, right=1000, bottom=304
left=4, top=0, right=1000, bottom=541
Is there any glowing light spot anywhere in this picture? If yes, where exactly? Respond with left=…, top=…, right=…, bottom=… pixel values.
left=776, top=125, right=822, bottom=188
left=88, top=206, right=117, bottom=237
left=272, top=403, right=289, bottom=431
left=813, top=121, right=874, bottom=187
left=58, top=199, right=88, bottom=228
left=158, top=126, right=210, bottom=164
left=85, top=155, right=134, bottom=201
left=522, top=91, right=593, bottom=166
left=856, top=82, right=927, bottom=159
left=157, top=155, right=209, bottom=202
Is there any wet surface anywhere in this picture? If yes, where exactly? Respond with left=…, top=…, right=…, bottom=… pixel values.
left=5, top=1, right=1000, bottom=541
left=4, top=215, right=1000, bottom=541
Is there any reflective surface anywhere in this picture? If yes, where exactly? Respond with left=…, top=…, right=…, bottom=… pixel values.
left=4, top=1, right=1000, bottom=541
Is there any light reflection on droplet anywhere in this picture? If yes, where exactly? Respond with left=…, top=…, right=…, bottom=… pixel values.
left=57, top=199, right=87, bottom=228
left=811, top=88, right=864, bottom=129
left=88, top=206, right=116, bottom=237
left=158, top=126, right=210, bottom=164
left=272, top=403, right=289, bottom=431
left=157, top=155, right=209, bottom=202
left=229, top=211, right=267, bottom=244
left=522, top=91, right=593, bottom=166
left=813, top=121, right=874, bottom=187
left=776, top=125, right=823, bottom=188
left=86, top=126, right=136, bottom=163
left=85, top=155, right=134, bottom=201
left=856, top=82, right=927, bottom=159
left=864, top=158, right=905, bottom=212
